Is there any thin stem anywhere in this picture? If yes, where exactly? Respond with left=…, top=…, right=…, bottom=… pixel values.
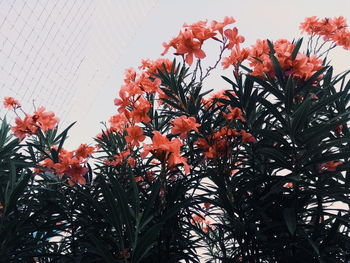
left=191, top=59, right=200, bottom=82
left=313, top=35, right=322, bottom=54
left=200, top=42, right=227, bottom=82
left=315, top=39, right=330, bottom=54
left=317, top=43, right=336, bottom=59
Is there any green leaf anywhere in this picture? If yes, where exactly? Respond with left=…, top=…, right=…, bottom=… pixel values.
left=256, top=129, right=290, bottom=147
left=308, top=92, right=345, bottom=116
left=302, top=66, right=329, bottom=88
left=107, top=174, right=134, bottom=243
left=283, top=208, right=296, bottom=235
left=133, top=223, right=163, bottom=263
left=258, top=97, right=288, bottom=129
left=221, top=75, right=238, bottom=89
left=88, top=234, right=116, bottom=263
left=256, top=147, right=292, bottom=169
left=291, top=38, right=303, bottom=60
left=291, top=98, right=312, bottom=138
left=4, top=169, right=31, bottom=216
left=284, top=76, right=294, bottom=114
left=140, top=181, right=160, bottom=229
left=247, top=75, right=284, bottom=100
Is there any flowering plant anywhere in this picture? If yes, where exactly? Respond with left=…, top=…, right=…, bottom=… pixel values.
left=1, top=16, right=350, bottom=262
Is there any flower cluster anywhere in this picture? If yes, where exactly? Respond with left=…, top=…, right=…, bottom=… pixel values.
left=110, top=58, right=173, bottom=133
left=300, top=16, right=350, bottom=50
left=250, top=39, right=323, bottom=80
left=161, top=17, right=242, bottom=65
left=142, top=131, right=191, bottom=174
left=3, top=97, right=21, bottom=109
left=220, top=16, right=350, bottom=81
left=196, top=126, right=255, bottom=159
left=2, top=15, right=349, bottom=262
left=37, top=144, right=95, bottom=185
left=104, top=149, right=136, bottom=167
left=223, top=38, right=324, bottom=80
left=101, top=58, right=197, bottom=177
left=2, top=98, right=59, bottom=140
left=191, top=213, right=215, bottom=233
left=171, top=115, right=200, bottom=139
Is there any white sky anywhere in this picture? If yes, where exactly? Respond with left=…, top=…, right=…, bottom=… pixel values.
left=1, top=0, right=349, bottom=148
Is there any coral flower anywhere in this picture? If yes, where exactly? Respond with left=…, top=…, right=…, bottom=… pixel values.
left=300, top=16, right=350, bottom=50
left=12, top=115, right=37, bottom=140
left=66, top=165, right=88, bottom=185
left=37, top=147, right=90, bottom=185
left=75, top=144, right=95, bottom=159
left=176, top=30, right=206, bottom=65
left=183, top=20, right=216, bottom=41
left=283, top=182, right=294, bottom=188
left=33, top=107, right=59, bottom=131
left=104, top=150, right=135, bottom=167
left=114, top=90, right=131, bottom=113
left=333, top=31, right=350, bottom=50
left=137, top=73, right=161, bottom=94
left=240, top=130, right=256, bottom=144
left=125, top=125, right=146, bottom=146
left=129, top=97, right=151, bottom=123
left=211, top=16, right=236, bottom=35
left=320, top=161, right=343, bottom=172
left=171, top=115, right=200, bottom=139
left=139, top=58, right=173, bottom=75
left=142, top=131, right=191, bottom=174
left=109, top=113, right=128, bottom=132
left=222, top=45, right=249, bottom=69
left=224, top=27, right=245, bottom=49
left=124, top=67, right=137, bottom=84
left=223, top=107, right=246, bottom=122
left=10, top=107, right=59, bottom=139
left=3, top=97, right=21, bottom=109
left=204, top=202, right=211, bottom=209
left=336, top=125, right=343, bottom=136
left=299, top=16, right=321, bottom=34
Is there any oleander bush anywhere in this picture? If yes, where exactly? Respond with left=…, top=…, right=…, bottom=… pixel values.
left=1, top=16, right=350, bottom=263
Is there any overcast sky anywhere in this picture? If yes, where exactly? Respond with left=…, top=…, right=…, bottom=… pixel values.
left=1, top=0, right=349, bottom=148
left=65, top=0, right=350, bottom=148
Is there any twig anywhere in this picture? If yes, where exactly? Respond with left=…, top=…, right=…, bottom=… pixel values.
left=317, top=43, right=336, bottom=59
left=200, top=42, right=227, bottom=82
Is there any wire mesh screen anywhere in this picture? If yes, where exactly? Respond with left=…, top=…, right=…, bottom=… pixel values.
left=0, top=0, right=159, bottom=126
left=0, top=0, right=96, bottom=121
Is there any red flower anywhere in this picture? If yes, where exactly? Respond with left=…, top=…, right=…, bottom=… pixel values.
left=125, top=126, right=145, bottom=146
left=75, top=144, right=95, bottom=159
left=36, top=147, right=90, bottom=185
left=241, top=130, right=256, bottom=144
left=129, top=97, right=151, bottom=123
left=283, top=182, right=293, bottom=188
left=33, top=107, right=59, bottom=131
left=211, top=16, right=236, bottom=35
left=223, top=107, right=246, bottom=122
left=336, top=125, right=343, bottom=136
left=300, top=16, right=350, bottom=50
left=175, top=30, right=206, bottom=65
left=171, top=115, right=200, bottom=139
left=183, top=20, right=216, bottom=41
left=204, top=202, right=211, bottom=209
left=224, top=27, right=245, bottom=49
left=142, top=131, right=191, bottom=174
left=109, top=113, right=128, bottom=132
left=12, top=115, right=37, bottom=140
left=320, top=161, right=343, bottom=172
left=222, top=45, right=249, bottom=69
left=3, top=97, right=21, bottom=109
